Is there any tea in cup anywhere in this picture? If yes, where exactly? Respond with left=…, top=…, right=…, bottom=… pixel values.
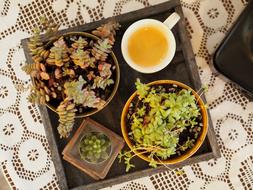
left=121, top=13, right=180, bottom=73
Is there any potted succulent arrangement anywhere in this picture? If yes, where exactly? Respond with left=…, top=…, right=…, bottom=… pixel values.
left=79, top=132, right=112, bottom=164
left=22, top=17, right=120, bottom=138
left=119, top=79, right=208, bottom=171
left=62, top=118, right=125, bottom=180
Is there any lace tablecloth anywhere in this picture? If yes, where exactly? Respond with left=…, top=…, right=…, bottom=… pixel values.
left=0, top=0, right=252, bottom=189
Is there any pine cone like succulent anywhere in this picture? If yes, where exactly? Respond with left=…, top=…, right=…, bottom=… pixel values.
left=54, top=68, right=62, bottom=79
left=71, top=49, right=96, bottom=69
left=82, top=88, right=106, bottom=108
left=28, top=80, right=58, bottom=104
left=40, top=16, right=60, bottom=37
left=27, top=84, right=50, bottom=105
left=91, top=39, right=112, bottom=61
left=64, top=76, right=87, bottom=104
left=28, top=28, right=50, bottom=63
left=92, top=21, right=120, bottom=45
left=98, top=62, right=112, bottom=78
left=71, top=37, right=88, bottom=49
left=46, top=37, right=70, bottom=67
left=22, top=62, right=51, bottom=81
left=92, top=76, right=114, bottom=90
left=56, top=98, right=77, bottom=138
left=22, top=62, right=40, bottom=78
left=62, top=68, right=75, bottom=78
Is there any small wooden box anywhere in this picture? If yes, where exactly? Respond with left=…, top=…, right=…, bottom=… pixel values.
left=62, top=118, right=125, bottom=180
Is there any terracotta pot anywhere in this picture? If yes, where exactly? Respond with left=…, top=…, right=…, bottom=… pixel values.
left=121, top=80, right=208, bottom=165
left=44, top=32, right=120, bottom=118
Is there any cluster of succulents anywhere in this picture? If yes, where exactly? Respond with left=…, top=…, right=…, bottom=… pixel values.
left=79, top=132, right=111, bottom=163
left=22, top=17, right=120, bottom=138
left=119, top=79, right=202, bottom=172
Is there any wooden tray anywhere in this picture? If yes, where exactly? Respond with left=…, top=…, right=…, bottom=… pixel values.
left=21, top=0, right=221, bottom=189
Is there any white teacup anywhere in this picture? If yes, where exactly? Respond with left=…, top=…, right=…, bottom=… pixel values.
left=121, top=13, right=180, bottom=73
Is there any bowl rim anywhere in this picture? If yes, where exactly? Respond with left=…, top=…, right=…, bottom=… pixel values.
left=121, top=80, right=208, bottom=165
left=41, top=32, right=120, bottom=118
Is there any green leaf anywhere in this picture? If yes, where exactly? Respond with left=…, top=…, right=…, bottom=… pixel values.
left=135, top=78, right=150, bottom=99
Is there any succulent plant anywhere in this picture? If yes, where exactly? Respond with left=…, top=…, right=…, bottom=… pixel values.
left=46, top=37, right=70, bottom=67
left=71, top=49, right=95, bottom=69
left=27, top=79, right=57, bottom=105
left=64, top=76, right=87, bottom=104
left=98, top=62, right=112, bottom=78
left=23, top=16, right=119, bottom=138
left=79, top=132, right=111, bottom=163
left=92, top=76, right=114, bottom=90
left=92, top=21, right=120, bottom=45
left=40, top=16, right=60, bottom=38
left=82, top=88, right=106, bottom=108
left=28, top=27, right=50, bottom=63
left=28, top=16, right=59, bottom=63
left=22, top=62, right=40, bottom=78
left=62, top=68, right=75, bottom=78
left=56, top=98, right=77, bottom=138
left=71, top=36, right=88, bottom=49
left=27, top=85, right=48, bottom=105
left=119, top=79, right=203, bottom=172
left=91, top=39, right=112, bottom=61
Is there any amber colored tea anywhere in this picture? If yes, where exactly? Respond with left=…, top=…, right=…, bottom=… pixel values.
left=127, top=25, right=169, bottom=67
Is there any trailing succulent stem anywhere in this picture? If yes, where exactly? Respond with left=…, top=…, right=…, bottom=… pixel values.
left=28, top=16, right=59, bottom=64
left=56, top=98, right=77, bottom=138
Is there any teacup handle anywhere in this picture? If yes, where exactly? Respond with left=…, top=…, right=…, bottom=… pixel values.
left=163, top=12, right=180, bottom=30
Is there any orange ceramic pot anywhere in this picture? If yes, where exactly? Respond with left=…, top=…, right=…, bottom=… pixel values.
left=121, top=80, right=208, bottom=165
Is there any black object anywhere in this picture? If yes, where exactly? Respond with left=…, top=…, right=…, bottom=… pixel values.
left=21, top=0, right=220, bottom=189
left=213, top=0, right=253, bottom=95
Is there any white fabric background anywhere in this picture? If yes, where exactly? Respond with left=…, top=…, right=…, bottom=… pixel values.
left=0, top=0, right=252, bottom=189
